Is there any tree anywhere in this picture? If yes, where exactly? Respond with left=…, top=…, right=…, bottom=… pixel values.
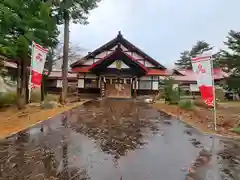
left=212, top=51, right=221, bottom=68
left=190, top=40, right=212, bottom=57
left=162, top=77, right=180, bottom=104
left=49, top=0, right=101, bottom=104
left=175, top=41, right=213, bottom=69
left=0, top=0, right=59, bottom=108
left=53, top=43, right=84, bottom=70
left=219, top=30, right=240, bottom=94
left=41, top=49, right=54, bottom=102
left=175, top=50, right=191, bottom=69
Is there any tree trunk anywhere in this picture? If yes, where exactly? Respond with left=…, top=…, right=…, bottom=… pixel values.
left=41, top=75, right=45, bottom=102
left=60, top=10, right=70, bottom=104
left=17, top=62, right=22, bottom=108
left=25, top=67, right=30, bottom=103
left=20, top=58, right=27, bottom=106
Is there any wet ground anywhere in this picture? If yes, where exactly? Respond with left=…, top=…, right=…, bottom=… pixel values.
left=0, top=99, right=240, bottom=180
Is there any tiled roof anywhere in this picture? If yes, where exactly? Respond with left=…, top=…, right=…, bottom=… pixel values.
left=147, top=69, right=169, bottom=76
left=71, top=31, right=166, bottom=69
left=72, top=66, right=91, bottom=73
left=48, top=71, right=77, bottom=79
left=174, top=68, right=229, bottom=81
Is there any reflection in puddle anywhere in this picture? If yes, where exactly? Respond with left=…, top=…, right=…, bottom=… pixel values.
left=0, top=99, right=239, bottom=180
left=71, top=100, right=160, bottom=159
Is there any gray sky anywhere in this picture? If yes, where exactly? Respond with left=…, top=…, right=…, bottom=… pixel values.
left=64, top=0, right=240, bottom=68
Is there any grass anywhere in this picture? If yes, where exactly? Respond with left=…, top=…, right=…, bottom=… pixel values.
left=231, top=127, right=240, bottom=134
left=0, top=89, right=59, bottom=109
left=178, top=99, right=194, bottom=110
left=0, top=92, right=17, bottom=108
left=31, top=89, right=59, bottom=103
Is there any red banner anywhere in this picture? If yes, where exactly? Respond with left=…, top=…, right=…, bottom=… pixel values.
left=30, top=42, right=48, bottom=88
left=191, top=55, right=214, bottom=107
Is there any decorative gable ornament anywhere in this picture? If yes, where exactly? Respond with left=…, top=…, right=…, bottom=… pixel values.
left=116, top=60, right=122, bottom=69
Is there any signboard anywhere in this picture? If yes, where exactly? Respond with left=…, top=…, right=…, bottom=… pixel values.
left=191, top=55, right=213, bottom=106
left=57, top=80, right=63, bottom=88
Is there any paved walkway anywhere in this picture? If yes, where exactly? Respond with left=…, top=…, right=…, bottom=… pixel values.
left=0, top=99, right=239, bottom=180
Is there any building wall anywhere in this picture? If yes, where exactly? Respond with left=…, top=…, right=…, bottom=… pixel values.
left=138, top=76, right=160, bottom=91
left=77, top=74, right=100, bottom=94
left=47, top=73, right=163, bottom=96
left=76, top=73, right=162, bottom=95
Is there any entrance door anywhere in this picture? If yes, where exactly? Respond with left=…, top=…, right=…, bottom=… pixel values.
left=105, top=78, right=132, bottom=98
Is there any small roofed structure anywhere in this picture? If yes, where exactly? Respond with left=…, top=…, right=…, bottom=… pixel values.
left=0, top=55, right=17, bottom=69
left=0, top=55, right=17, bottom=81
left=46, top=71, right=78, bottom=93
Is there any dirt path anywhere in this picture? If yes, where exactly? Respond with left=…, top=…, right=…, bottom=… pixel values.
left=0, top=101, right=87, bottom=138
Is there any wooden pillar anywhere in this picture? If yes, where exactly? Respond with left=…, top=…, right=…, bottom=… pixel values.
left=77, top=73, right=80, bottom=102
left=134, top=78, right=137, bottom=98
left=100, top=77, right=105, bottom=98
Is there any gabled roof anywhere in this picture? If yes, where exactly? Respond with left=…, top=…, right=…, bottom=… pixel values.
left=88, top=46, right=148, bottom=73
left=71, top=31, right=166, bottom=69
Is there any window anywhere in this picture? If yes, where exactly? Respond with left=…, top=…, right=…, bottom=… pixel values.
left=139, top=80, right=151, bottom=89
left=85, top=79, right=98, bottom=88
left=152, top=76, right=158, bottom=81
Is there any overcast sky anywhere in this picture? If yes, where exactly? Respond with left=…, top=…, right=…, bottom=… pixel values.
left=60, top=0, right=240, bottom=68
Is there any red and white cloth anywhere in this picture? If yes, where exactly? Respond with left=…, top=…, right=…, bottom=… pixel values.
left=29, top=41, right=48, bottom=88
left=191, top=55, right=214, bottom=107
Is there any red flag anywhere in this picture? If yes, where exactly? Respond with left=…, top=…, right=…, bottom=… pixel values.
left=191, top=55, right=214, bottom=107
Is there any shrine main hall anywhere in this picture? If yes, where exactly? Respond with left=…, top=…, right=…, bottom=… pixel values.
left=69, top=31, right=168, bottom=98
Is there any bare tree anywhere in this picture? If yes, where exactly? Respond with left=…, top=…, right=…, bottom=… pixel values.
left=53, top=43, right=85, bottom=70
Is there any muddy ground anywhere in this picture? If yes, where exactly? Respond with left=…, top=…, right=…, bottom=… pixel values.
left=152, top=101, right=240, bottom=137
left=0, top=99, right=239, bottom=180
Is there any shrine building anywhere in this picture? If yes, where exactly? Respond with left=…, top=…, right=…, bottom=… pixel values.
left=70, top=31, right=169, bottom=98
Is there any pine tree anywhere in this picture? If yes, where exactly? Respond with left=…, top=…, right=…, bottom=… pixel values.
left=175, top=41, right=212, bottom=69
left=219, top=30, right=240, bottom=93
left=175, top=51, right=191, bottom=69
left=190, top=41, right=212, bottom=57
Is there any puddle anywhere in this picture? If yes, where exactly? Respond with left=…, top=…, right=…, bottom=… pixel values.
left=0, top=99, right=239, bottom=180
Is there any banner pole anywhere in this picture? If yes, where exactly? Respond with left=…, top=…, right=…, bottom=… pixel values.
left=211, top=56, right=217, bottom=131
left=28, top=41, right=34, bottom=103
